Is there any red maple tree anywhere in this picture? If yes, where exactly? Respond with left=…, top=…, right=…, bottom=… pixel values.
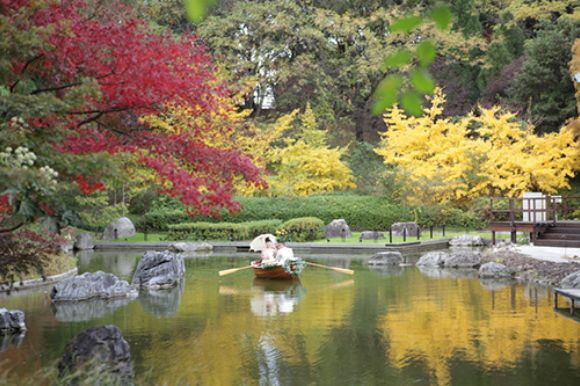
left=1, top=0, right=265, bottom=218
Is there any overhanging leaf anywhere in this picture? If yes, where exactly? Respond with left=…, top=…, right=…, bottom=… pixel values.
left=372, top=75, right=403, bottom=115
left=416, top=41, right=436, bottom=67
left=410, top=69, right=435, bottom=94
left=390, top=16, right=423, bottom=34
left=401, top=90, right=422, bottom=116
left=383, top=50, right=412, bottom=68
left=430, top=5, right=452, bottom=30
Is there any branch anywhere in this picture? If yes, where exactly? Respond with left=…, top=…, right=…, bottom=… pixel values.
left=0, top=221, right=25, bottom=234
left=9, top=54, right=44, bottom=92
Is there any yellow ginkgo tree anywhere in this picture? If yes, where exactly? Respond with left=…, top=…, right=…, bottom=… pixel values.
left=376, top=89, right=578, bottom=206
left=267, top=103, right=356, bottom=196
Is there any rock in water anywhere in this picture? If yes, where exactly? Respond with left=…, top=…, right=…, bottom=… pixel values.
left=560, top=270, right=580, bottom=289
left=449, top=235, right=485, bottom=247
left=58, top=325, right=133, bottom=384
left=416, top=251, right=449, bottom=267
left=74, top=233, right=94, bottom=250
left=0, top=308, right=26, bottom=334
left=132, top=250, right=185, bottom=289
left=324, top=219, right=352, bottom=238
left=51, top=271, right=138, bottom=302
left=368, top=251, right=403, bottom=266
left=443, top=249, right=482, bottom=268
left=102, top=217, right=136, bottom=240
left=479, top=262, right=514, bottom=279
left=170, top=242, right=213, bottom=253
left=391, top=222, right=419, bottom=237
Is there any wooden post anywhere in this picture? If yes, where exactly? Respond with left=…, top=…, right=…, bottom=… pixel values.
left=442, top=225, right=446, bottom=237
left=430, top=225, right=433, bottom=239
left=492, top=231, right=496, bottom=245
left=571, top=299, right=575, bottom=315
left=403, top=228, right=406, bottom=242
left=417, top=227, right=421, bottom=241
left=389, top=226, right=392, bottom=244
left=554, top=291, right=558, bottom=309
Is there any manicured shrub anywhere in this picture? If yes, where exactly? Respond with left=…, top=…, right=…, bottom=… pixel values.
left=166, top=220, right=282, bottom=241
left=276, top=217, right=325, bottom=242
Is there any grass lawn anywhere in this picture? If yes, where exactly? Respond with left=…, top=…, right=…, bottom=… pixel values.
left=107, top=232, right=166, bottom=242
left=317, top=229, right=515, bottom=244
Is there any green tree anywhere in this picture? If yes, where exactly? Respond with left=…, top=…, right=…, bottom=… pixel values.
left=510, top=19, right=579, bottom=133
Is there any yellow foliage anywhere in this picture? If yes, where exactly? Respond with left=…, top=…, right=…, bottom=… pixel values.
left=376, top=89, right=578, bottom=205
left=266, top=104, right=355, bottom=196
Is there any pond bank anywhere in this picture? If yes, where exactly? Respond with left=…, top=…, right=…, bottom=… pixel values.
left=482, top=247, right=580, bottom=287
left=94, top=238, right=451, bottom=255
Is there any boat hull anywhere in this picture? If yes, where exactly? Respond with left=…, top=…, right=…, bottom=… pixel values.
left=253, top=266, right=297, bottom=280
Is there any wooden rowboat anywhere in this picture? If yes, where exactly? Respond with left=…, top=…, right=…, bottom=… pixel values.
left=253, top=266, right=296, bottom=280
left=252, top=259, right=306, bottom=280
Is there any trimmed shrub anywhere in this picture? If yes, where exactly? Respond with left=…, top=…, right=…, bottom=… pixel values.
left=276, top=217, right=325, bottom=242
left=166, top=219, right=282, bottom=241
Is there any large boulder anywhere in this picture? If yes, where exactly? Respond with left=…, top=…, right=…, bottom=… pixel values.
left=359, top=231, right=385, bottom=241
left=324, top=219, right=352, bottom=238
left=132, top=251, right=185, bottom=289
left=58, top=325, right=133, bottom=384
left=449, top=235, right=485, bottom=247
left=170, top=242, right=213, bottom=253
left=443, top=249, right=482, bottom=268
left=368, top=251, right=403, bottom=266
left=416, top=251, right=449, bottom=267
left=51, top=271, right=138, bottom=302
left=560, top=270, right=580, bottom=289
left=391, top=222, right=419, bottom=237
left=102, top=217, right=136, bottom=240
left=479, top=262, right=514, bottom=279
left=0, top=308, right=26, bottom=335
left=52, top=297, right=135, bottom=322
left=74, top=233, right=94, bottom=250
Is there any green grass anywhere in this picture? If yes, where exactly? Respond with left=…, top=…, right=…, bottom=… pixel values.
left=108, top=232, right=165, bottom=242
left=103, top=229, right=518, bottom=244
left=315, top=229, right=514, bottom=244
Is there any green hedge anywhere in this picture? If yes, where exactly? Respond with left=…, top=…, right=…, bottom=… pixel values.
left=276, top=217, right=324, bottom=242
left=166, top=219, right=282, bottom=241
left=144, top=195, right=485, bottom=231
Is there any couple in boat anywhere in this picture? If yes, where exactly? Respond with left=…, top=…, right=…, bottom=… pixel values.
left=250, top=234, right=306, bottom=279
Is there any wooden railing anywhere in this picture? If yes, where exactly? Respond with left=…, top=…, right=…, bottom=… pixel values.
left=489, top=195, right=580, bottom=225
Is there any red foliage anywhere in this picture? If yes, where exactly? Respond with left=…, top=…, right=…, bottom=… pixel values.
left=75, top=175, right=106, bottom=195
left=2, top=0, right=264, bottom=215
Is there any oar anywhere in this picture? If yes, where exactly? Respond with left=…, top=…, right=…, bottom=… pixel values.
left=306, top=261, right=354, bottom=275
left=218, top=265, right=253, bottom=277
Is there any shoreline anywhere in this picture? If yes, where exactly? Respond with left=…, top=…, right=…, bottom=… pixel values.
left=0, top=267, right=78, bottom=294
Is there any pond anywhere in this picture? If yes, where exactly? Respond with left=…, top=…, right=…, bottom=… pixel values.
left=1, top=250, right=579, bottom=385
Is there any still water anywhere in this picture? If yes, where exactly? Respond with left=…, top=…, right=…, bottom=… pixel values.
left=1, top=250, right=579, bottom=385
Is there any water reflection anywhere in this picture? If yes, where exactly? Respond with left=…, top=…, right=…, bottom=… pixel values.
left=250, top=279, right=306, bottom=317
left=138, top=281, right=184, bottom=317
left=0, top=333, right=25, bottom=353
left=368, top=264, right=403, bottom=276
left=417, top=265, right=479, bottom=279
left=51, top=297, right=136, bottom=322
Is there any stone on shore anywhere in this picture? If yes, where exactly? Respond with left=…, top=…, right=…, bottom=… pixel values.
left=449, top=235, right=485, bottom=247
left=170, top=242, right=213, bottom=253
left=560, top=270, right=580, bottom=289
left=102, top=217, right=136, bottom=240
left=391, top=222, right=419, bottom=237
left=479, top=262, right=514, bottom=279
left=359, top=231, right=385, bottom=241
left=132, top=250, right=185, bottom=289
left=74, top=233, right=94, bottom=250
left=58, top=325, right=133, bottom=383
left=51, top=271, right=138, bottom=302
left=368, top=251, right=403, bottom=266
left=416, top=251, right=449, bottom=267
left=325, top=219, right=352, bottom=238
left=0, top=308, right=26, bottom=335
